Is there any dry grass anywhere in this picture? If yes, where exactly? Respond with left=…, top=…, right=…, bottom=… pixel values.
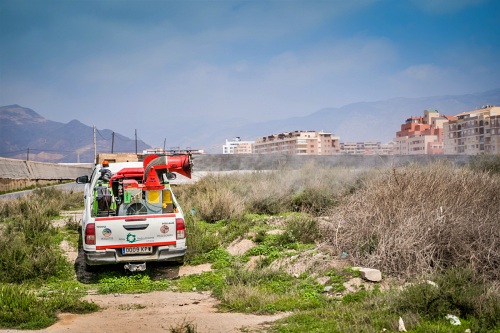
left=176, top=163, right=363, bottom=222
left=326, top=161, right=500, bottom=281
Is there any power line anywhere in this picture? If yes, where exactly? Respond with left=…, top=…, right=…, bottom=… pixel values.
left=96, top=128, right=112, bottom=140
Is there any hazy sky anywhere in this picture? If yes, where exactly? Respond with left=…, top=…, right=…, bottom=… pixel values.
left=1, top=0, right=499, bottom=147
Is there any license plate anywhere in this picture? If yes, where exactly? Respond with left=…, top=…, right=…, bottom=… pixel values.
left=122, top=246, right=153, bottom=255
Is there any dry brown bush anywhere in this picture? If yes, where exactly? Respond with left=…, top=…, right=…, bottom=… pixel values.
left=176, top=162, right=364, bottom=222
left=326, top=161, right=500, bottom=281
left=177, top=174, right=246, bottom=222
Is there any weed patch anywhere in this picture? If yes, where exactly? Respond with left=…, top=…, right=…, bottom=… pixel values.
left=173, top=270, right=226, bottom=295
left=185, top=216, right=221, bottom=263
left=169, top=318, right=197, bottom=333
left=0, top=283, right=97, bottom=330
left=97, top=272, right=170, bottom=294
left=219, top=268, right=328, bottom=313
left=391, top=268, right=500, bottom=331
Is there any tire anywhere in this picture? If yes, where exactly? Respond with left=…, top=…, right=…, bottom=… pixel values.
left=84, top=262, right=99, bottom=272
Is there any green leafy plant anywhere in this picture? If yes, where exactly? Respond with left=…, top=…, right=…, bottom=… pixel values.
left=97, top=273, right=170, bottom=294
left=0, top=283, right=98, bottom=330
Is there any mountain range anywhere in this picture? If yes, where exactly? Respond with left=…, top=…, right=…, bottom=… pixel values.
left=1, top=88, right=499, bottom=162
left=212, top=88, right=500, bottom=145
left=0, top=105, right=150, bottom=163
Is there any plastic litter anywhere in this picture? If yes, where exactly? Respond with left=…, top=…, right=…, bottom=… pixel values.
left=398, top=317, right=407, bottom=332
left=445, top=314, right=461, bottom=325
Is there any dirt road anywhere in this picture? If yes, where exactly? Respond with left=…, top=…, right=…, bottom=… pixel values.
left=0, top=212, right=287, bottom=333
left=1, top=290, right=285, bottom=333
left=1, top=260, right=286, bottom=333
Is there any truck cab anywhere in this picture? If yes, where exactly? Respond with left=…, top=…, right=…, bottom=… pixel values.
left=76, top=154, right=191, bottom=272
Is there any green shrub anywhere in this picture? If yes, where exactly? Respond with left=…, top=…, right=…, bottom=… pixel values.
left=0, top=188, right=84, bottom=283
left=0, top=283, right=97, bottom=329
left=0, top=284, right=55, bottom=329
left=280, top=214, right=321, bottom=244
left=185, top=215, right=221, bottom=263
left=291, top=188, right=336, bottom=214
left=0, top=229, right=66, bottom=283
left=469, top=154, right=500, bottom=174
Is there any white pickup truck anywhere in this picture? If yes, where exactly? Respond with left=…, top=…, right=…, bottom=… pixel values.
left=76, top=154, right=192, bottom=272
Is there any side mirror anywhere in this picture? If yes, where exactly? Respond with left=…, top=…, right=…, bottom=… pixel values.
left=76, top=175, right=90, bottom=184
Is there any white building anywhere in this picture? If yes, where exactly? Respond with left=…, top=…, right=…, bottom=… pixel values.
left=222, top=137, right=255, bottom=154
left=254, top=130, right=340, bottom=155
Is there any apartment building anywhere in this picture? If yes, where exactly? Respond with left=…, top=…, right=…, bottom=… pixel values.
left=254, top=130, right=340, bottom=155
left=443, top=105, right=500, bottom=155
left=340, top=141, right=394, bottom=155
left=393, top=110, right=449, bottom=155
left=222, top=137, right=255, bottom=154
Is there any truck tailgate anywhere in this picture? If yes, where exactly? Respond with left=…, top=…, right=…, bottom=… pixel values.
left=94, top=214, right=177, bottom=250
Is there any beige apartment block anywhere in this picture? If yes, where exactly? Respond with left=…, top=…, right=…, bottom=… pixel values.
left=443, top=105, right=500, bottom=155
left=394, top=110, right=448, bottom=155
left=340, top=141, right=393, bottom=155
left=254, top=130, right=340, bottom=155
left=234, top=142, right=253, bottom=154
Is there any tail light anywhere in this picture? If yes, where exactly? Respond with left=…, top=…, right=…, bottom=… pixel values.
left=176, top=218, right=186, bottom=239
left=85, top=223, right=96, bottom=245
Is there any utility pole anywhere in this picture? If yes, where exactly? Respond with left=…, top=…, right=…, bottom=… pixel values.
left=111, top=131, right=115, bottom=153
left=163, top=138, right=166, bottom=153
left=135, top=129, right=138, bottom=154
left=93, top=125, right=97, bottom=164
left=26, top=148, right=29, bottom=161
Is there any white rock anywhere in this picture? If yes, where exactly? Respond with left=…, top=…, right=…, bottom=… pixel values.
left=426, top=280, right=438, bottom=288
left=359, top=268, right=382, bottom=282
